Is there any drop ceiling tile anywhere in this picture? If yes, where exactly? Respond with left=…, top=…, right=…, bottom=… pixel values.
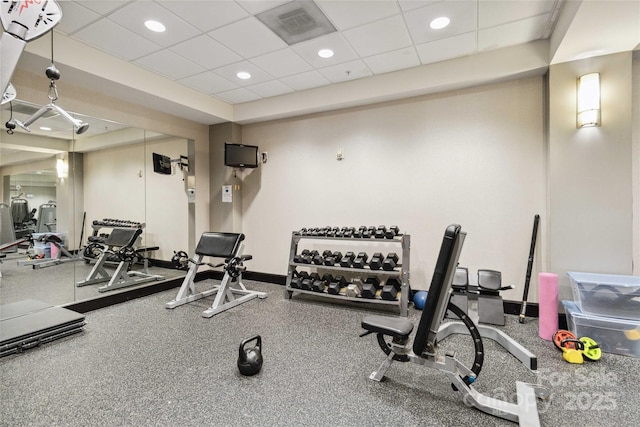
left=479, top=0, right=556, bottom=29
left=415, top=31, right=476, bottom=64
left=343, top=15, right=412, bottom=57
left=208, top=17, right=288, bottom=59
left=107, top=1, right=200, bottom=47
left=157, top=0, right=249, bottom=32
left=291, top=33, right=358, bottom=68
left=478, top=14, right=549, bottom=51
left=279, top=70, right=331, bottom=91
left=247, top=80, right=294, bottom=98
left=134, top=50, right=206, bottom=80
left=170, top=35, right=242, bottom=70
left=179, top=71, right=238, bottom=94
left=213, top=60, right=274, bottom=86
left=236, top=0, right=291, bottom=15
left=318, top=59, right=372, bottom=83
left=250, top=48, right=313, bottom=78
left=404, top=0, right=478, bottom=44
left=215, top=87, right=261, bottom=104
left=56, top=2, right=102, bottom=35
left=73, top=19, right=161, bottom=61
left=316, top=0, right=400, bottom=30
left=398, top=0, right=440, bottom=13
left=363, top=47, right=421, bottom=74
left=73, top=0, right=131, bottom=16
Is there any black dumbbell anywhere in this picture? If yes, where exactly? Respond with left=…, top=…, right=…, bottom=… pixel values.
left=290, top=270, right=308, bottom=289
left=361, top=277, right=381, bottom=299
left=293, top=249, right=309, bottom=264
left=302, top=250, right=315, bottom=264
left=324, top=251, right=343, bottom=266
left=340, top=251, right=355, bottom=267
left=382, top=253, right=399, bottom=271
left=311, top=273, right=329, bottom=292
left=374, top=225, right=387, bottom=239
left=368, top=252, right=385, bottom=270
left=291, top=271, right=309, bottom=289
left=381, top=277, right=402, bottom=300
left=385, top=226, right=400, bottom=239
left=327, top=275, right=347, bottom=295
left=353, top=226, right=366, bottom=238
left=352, top=252, right=369, bottom=268
left=301, top=272, right=320, bottom=291
left=314, top=250, right=331, bottom=265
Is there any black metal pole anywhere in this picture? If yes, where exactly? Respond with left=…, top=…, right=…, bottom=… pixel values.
left=519, top=214, right=540, bottom=323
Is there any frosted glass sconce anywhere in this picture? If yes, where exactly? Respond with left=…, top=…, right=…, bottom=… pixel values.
left=577, top=72, right=600, bottom=128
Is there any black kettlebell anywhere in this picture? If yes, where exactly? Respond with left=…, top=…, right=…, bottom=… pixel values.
left=237, top=335, right=263, bottom=376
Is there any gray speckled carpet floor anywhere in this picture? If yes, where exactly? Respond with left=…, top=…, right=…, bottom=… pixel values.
left=1, top=280, right=638, bottom=427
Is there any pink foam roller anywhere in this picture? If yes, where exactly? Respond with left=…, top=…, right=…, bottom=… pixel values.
left=538, top=272, right=559, bottom=340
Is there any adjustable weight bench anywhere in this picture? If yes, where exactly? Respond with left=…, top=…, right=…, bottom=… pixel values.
left=77, top=228, right=163, bottom=292
left=166, top=232, right=267, bottom=318
left=360, top=225, right=549, bottom=426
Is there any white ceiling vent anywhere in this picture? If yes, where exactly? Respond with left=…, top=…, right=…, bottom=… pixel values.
left=256, top=1, right=336, bottom=45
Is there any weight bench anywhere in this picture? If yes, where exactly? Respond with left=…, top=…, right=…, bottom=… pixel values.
left=77, top=228, right=163, bottom=292
left=17, top=234, right=80, bottom=269
left=166, top=232, right=267, bottom=318
left=361, top=225, right=548, bottom=426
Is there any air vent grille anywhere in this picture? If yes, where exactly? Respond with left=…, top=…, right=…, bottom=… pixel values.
left=256, top=1, right=336, bottom=45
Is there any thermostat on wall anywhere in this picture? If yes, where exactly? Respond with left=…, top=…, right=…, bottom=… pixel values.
left=222, top=185, right=232, bottom=203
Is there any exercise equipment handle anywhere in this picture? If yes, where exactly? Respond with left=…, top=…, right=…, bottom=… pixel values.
left=519, top=214, right=539, bottom=323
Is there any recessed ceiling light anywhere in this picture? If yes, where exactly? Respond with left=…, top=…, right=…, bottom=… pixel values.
left=145, top=20, right=166, bottom=32
left=237, top=71, right=251, bottom=80
left=430, top=17, right=450, bottom=30
left=318, top=48, right=334, bottom=58
left=39, top=126, right=52, bottom=131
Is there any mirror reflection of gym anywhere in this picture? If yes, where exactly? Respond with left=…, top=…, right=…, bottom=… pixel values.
left=1, top=99, right=191, bottom=306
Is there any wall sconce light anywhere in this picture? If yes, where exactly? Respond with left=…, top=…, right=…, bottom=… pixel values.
left=576, top=72, right=601, bottom=128
left=56, top=157, right=68, bottom=179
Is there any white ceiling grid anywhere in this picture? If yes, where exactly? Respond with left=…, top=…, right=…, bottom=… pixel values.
left=52, top=0, right=560, bottom=105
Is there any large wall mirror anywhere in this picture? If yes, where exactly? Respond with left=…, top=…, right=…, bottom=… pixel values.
left=1, top=99, right=191, bottom=306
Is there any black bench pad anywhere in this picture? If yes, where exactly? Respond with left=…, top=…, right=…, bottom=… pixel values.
left=362, top=315, right=414, bottom=339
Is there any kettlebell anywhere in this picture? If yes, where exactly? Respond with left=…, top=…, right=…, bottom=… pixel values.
left=560, top=338, right=584, bottom=364
left=237, top=335, right=263, bottom=376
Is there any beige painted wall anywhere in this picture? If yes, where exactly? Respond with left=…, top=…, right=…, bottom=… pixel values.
left=238, top=76, right=546, bottom=298
left=549, top=52, right=634, bottom=302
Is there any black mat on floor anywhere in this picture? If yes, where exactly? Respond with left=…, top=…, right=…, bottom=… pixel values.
left=0, top=299, right=86, bottom=357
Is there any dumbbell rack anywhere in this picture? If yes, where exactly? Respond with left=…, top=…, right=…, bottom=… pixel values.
left=285, top=232, right=410, bottom=317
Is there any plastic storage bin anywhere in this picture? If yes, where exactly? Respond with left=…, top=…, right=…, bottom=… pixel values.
left=563, top=300, right=640, bottom=358
left=567, top=271, right=640, bottom=321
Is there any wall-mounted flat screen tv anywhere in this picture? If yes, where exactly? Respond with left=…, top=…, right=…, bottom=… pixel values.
left=152, top=152, right=172, bottom=175
left=225, top=143, right=259, bottom=168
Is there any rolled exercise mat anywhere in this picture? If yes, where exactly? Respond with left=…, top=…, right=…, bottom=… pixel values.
left=538, top=272, right=559, bottom=340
